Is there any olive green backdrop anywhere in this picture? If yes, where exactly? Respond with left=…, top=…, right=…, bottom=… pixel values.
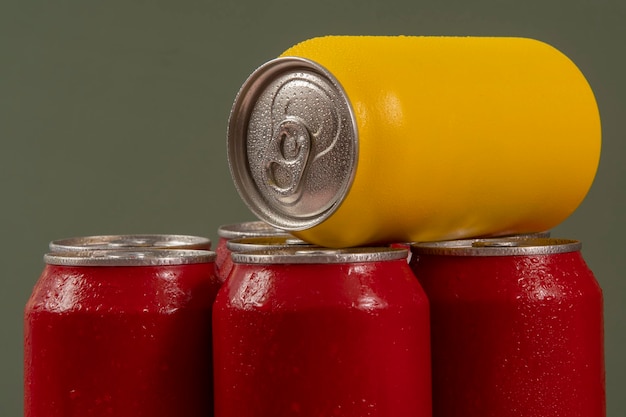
left=2, top=0, right=624, bottom=415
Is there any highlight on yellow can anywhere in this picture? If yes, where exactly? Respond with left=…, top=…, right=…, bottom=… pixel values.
left=227, top=36, right=601, bottom=248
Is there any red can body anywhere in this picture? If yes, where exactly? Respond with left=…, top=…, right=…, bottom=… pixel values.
left=410, top=238, right=605, bottom=417
left=24, top=250, right=220, bottom=417
left=215, top=221, right=288, bottom=282
left=213, top=247, right=431, bottom=417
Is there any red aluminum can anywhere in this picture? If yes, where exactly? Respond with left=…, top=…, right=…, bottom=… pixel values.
left=213, top=247, right=431, bottom=417
left=49, top=234, right=212, bottom=252
left=215, top=221, right=289, bottom=281
left=409, top=238, right=605, bottom=417
left=24, top=249, right=220, bottom=417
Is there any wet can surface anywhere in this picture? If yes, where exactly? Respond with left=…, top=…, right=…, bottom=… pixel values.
left=410, top=238, right=605, bottom=417
left=24, top=249, right=220, bottom=417
left=228, top=36, right=601, bottom=247
left=215, top=221, right=288, bottom=280
left=213, top=247, right=431, bottom=417
left=49, top=234, right=212, bottom=252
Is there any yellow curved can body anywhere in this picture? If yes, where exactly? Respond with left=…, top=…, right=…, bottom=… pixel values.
left=283, top=37, right=601, bottom=247
left=275, top=36, right=600, bottom=247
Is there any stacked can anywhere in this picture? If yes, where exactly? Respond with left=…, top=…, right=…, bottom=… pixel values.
left=227, top=35, right=600, bottom=248
left=410, top=238, right=605, bottom=417
left=215, top=221, right=288, bottom=280
left=24, top=243, right=220, bottom=417
left=213, top=247, right=431, bottom=417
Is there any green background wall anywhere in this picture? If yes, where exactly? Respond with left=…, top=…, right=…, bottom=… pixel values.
left=2, top=1, right=624, bottom=415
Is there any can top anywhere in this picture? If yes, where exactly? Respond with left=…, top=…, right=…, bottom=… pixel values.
left=217, top=221, right=288, bottom=239
left=232, top=247, right=408, bottom=264
left=226, top=236, right=316, bottom=252
left=483, top=230, right=551, bottom=240
left=49, top=234, right=211, bottom=252
left=228, top=57, right=358, bottom=231
left=44, top=249, right=216, bottom=266
left=411, top=238, right=581, bottom=256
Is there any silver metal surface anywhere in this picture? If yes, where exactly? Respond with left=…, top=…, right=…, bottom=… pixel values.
left=44, top=249, right=216, bottom=266
left=226, top=236, right=315, bottom=252
left=473, top=230, right=551, bottom=240
left=217, top=221, right=288, bottom=239
left=411, top=238, right=581, bottom=256
left=232, top=247, right=408, bottom=264
left=228, top=57, right=358, bottom=230
left=49, top=234, right=211, bottom=252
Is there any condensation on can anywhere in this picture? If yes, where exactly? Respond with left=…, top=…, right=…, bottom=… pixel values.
left=409, top=237, right=605, bottom=416
left=25, top=249, right=220, bottom=417
left=213, top=246, right=431, bottom=417
left=228, top=36, right=601, bottom=248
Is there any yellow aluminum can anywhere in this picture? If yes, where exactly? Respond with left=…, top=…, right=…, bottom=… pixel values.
left=228, top=36, right=601, bottom=248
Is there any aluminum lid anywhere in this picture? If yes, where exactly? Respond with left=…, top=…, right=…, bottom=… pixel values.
left=49, top=234, right=211, bottom=252
left=226, top=236, right=316, bottom=252
left=232, top=247, right=408, bottom=264
left=411, top=238, right=581, bottom=256
left=228, top=57, right=358, bottom=231
left=44, top=249, right=216, bottom=266
left=217, top=221, right=287, bottom=239
left=477, top=230, right=552, bottom=240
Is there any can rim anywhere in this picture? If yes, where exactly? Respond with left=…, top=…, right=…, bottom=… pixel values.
left=226, top=236, right=315, bottom=252
left=232, top=247, right=408, bottom=264
left=227, top=56, right=359, bottom=231
left=411, top=238, right=581, bottom=256
left=49, top=234, right=211, bottom=252
left=217, top=221, right=287, bottom=239
left=44, top=249, right=216, bottom=266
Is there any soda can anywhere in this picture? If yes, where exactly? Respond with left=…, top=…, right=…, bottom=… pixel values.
left=215, top=221, right=288, bottom=279
left=218, top=235, right=316, bottom=282
left=409, top=238, right=605, bottom=417
left=49, top=234, right=212, bottom=252
left=24, top=249, right=220, bottom=417
left=213, top=247, right=431, bottom=417
left=227, top=36, right=600, bottom=247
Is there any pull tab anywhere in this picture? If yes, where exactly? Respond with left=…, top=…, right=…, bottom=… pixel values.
left=263, top=117, right=312, bottom=205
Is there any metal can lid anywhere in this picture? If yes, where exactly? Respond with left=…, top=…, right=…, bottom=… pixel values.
left=476, top=230, right=552, bottom=240
left=232, top=247, right=408, bottom=264
left=217, top=221, right=287, bottom=239
left=411, top=237, right=581, bottom=256
left=228, top=57, right=358, bottom=231
left=226, top=236, right=316, bottom=252
left=49, top=234, right=211, bottom=252
left=44, top=249, right=216, bottom=266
